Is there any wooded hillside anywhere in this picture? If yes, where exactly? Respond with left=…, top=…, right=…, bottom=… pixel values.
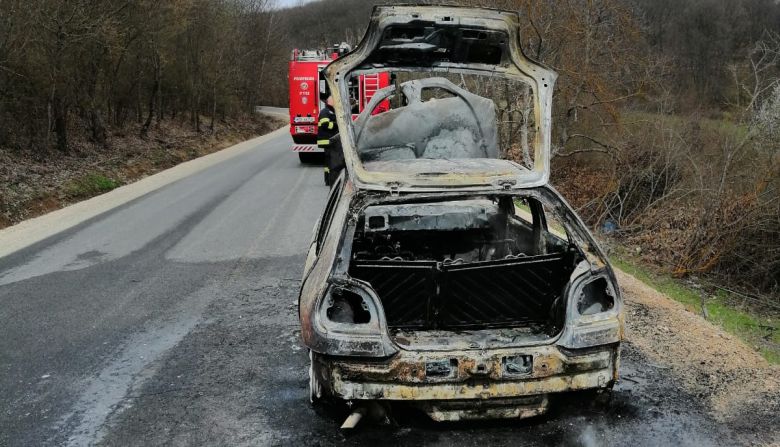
left=263, top=0, right=780, bottom=302
left=1, top=0, right=778, bottom=302
left=0, top=0, right=279, bottom=153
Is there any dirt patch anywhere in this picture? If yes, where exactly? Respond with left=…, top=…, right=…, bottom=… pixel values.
left=618, top=269, right=780, bottom=443
left=0, top=115, right=285, bottom=229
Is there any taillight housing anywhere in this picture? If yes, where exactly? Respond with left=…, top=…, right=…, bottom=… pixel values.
left=308, top=279, right=397, bottom=357
left=557, top=272, right=622, bottom=349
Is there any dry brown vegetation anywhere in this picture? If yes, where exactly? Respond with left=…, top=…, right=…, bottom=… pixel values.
left=618, top=268, right=779, bottom=443
left=1, top=0, right=778, bottom=306
left=0, top=0, right=287, bottom=225
left=0, top=115, right=283, bottom=228
left=260, top=0, right=779, bottom=303
left=0, top=0, right=286, bottom=153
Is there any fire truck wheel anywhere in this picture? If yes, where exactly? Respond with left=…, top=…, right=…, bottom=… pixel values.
left=298, top=152, right=314, bottom=164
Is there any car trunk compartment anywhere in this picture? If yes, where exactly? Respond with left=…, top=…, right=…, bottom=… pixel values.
left=350, top=253, right=569, bottom=332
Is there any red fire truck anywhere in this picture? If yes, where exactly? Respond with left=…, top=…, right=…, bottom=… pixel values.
left=288, top=44, right=390, bottom=163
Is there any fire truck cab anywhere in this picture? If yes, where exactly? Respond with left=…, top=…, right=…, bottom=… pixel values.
left=288, top=44, right=390, bottom=164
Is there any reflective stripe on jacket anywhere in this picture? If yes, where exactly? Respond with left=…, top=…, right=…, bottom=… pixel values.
left=317, top=107, right=338, bottom=149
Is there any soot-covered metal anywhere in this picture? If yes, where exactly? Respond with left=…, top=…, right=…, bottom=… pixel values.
left=364, top=22, right=508, bottom=66
left=297, top=5, right=623, bottom=427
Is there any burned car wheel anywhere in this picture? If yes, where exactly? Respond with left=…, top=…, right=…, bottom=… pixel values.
left=308, top=349, right=323, bottom=405
left=308, top=350, right=354, bottom=421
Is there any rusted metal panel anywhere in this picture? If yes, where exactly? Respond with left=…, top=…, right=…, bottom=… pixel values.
left=298, top=5, right=624, bottom=423
left=310, top=345, right=617, bottom=420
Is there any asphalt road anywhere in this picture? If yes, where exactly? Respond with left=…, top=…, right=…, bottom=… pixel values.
left=0, top=129, right=758, bottom=446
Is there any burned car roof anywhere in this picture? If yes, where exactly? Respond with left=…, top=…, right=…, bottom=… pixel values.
left=324, top=5, right=557, bottom=193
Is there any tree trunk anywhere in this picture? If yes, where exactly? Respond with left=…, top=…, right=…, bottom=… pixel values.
left=157, top=75, right=164, bottom=124
left=136, top=84, right=142, bottom=123
left=140, top=79, right=158, bottom=138
left=210, top=85, right=216, bottom=134
left=256, top=10, right=275, bottom=104
left=194, top=89, right=201, bottom=132
left=520, top=83, right=532, bottom=167
left=90, top=108, right=107, bottom=146
left=141, top=53, right=161, bottom=138
left=53, top=95, right=68, bottom=153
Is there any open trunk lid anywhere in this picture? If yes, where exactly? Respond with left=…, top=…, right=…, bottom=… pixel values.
left=325, top=5, right=557, bottom=193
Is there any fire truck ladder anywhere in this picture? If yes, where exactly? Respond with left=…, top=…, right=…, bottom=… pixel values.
left=361, top=74, right=382, bottom=109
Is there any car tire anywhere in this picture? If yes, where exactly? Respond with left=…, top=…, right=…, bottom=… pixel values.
left=592, top=387, right=613, bottom=409
left=577, top=387, right=614, bottom=413
left=309, top=350, right=323, bottom=405
left=299, top=152, right=313, bottom=164
left=308, top=351, right=351, bottom=421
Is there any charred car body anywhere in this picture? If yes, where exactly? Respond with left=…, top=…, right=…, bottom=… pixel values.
left=298, top=5, right=622, bottom=422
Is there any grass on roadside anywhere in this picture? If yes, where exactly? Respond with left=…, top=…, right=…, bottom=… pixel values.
left=611, top=253, right=780, bottom=364
left=65, top=173, right=121, bottom=199
left=622, top=110, right=750, bottom=140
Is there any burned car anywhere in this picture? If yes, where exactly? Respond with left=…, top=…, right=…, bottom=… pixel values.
left=298, top=5, right=622, bottom=424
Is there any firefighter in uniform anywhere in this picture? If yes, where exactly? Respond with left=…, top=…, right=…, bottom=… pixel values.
left=317, top=94, right=344, bottom=186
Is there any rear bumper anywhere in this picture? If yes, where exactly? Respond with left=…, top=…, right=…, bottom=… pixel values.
left=313, top=343, right=619, bottom=420
left=292, top=144, right=324, bottom=153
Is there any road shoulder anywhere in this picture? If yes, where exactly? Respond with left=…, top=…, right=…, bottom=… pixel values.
left=618, top=269, right=780, bottom=445
left=0, top=125, right=288, bottom=259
